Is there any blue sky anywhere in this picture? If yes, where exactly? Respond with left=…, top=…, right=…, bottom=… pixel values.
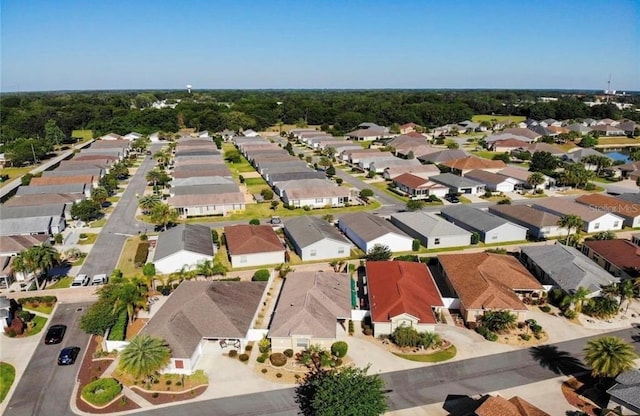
left=1, top=0, right=639, bottom=91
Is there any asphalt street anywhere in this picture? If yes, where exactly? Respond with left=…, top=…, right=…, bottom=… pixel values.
left=78, top=144, right=162, bottom=277
left=4, top=302, right=92, bottom=416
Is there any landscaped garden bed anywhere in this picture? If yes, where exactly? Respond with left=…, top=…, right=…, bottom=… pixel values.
left=561, top=375, right=608, bottom=416
left=18, top=296, right=57, bottom=314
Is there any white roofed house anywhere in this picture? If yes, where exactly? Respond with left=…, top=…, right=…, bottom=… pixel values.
left=367, top=157, right=422, bottom=174
left=282, top=185, right=350, bottom=209
left=153, top=224, right=215, bottom=275
left=497, top=166, right=554, bottom=189
left=284, top=216, right=352, bottom=261
left=338, top=212, right=413, bottom=253
left=168, top=192, right=246, bottom=218
left=383, top=164, right=440, bottom=180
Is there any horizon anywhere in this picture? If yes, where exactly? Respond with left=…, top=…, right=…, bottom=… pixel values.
left=2, top=0, right=639, bottom=92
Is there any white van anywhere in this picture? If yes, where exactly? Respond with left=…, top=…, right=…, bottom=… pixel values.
left=91, top=274, right=108, bottom=285
left=71, top=274, right=89, bottom=287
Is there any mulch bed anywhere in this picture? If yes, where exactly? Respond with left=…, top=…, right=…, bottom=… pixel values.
left=131, top=385, right=208, bottom=404
left=561, top=375, right=609, bottom=416
left=75, top=335, right=140, bottom=413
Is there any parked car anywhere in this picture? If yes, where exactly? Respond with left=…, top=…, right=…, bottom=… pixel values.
left=91, top=274, right=108, bottom=285
left=57, top=346, right=80, bottom=365
left=71, top=274, right=89, bottom=287
left=445, top=194, right=460, bottom=203
left=44, top=324, right=67, bottom=345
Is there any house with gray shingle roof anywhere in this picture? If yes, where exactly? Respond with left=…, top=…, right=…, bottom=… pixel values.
left=16, top=183, right=90, bottom=197
left=338, top=213, right=413, bottom=253
left=520, top=244, right=618, bottom=296
left=417, top=149, right=468, bottom=164
left=390, top=212, right=471, bottom=249
left=464, top=169, right=521, bottom=192
left=0, top=216, right=63, bottom=236
left=429, top=173, right=485, bottom=195
left=607, top=369, right=640, bottom=415
left=284, top=216, right=352, bottom=261
left=269, top=271, right=351, bottom=352
left=140, top=280, right=267, bottom=374
left=488, top=205, right=566, bottom=239
left=532, top=197, right=624, bottom=233
left=440, top=205, right=528, bottom=243
left=267, top=171, right=326, bottom=186
left=153, top=224, right=215, bottom=274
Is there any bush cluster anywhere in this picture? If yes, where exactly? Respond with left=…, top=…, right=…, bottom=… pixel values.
left=269, top=352, right=288, bottom=367
left=283, top=349, right=294, bottom=358
left=228, top=349, right=238, bottom=358
left=18, top=296, right=57, bottom=306
left=476, top=326, right=498, bottom=342
left=238, top=353, right=249, bottom=362
left=107, top=310, right=128, bottom=341
left=539, top=305, right=551, bottom=313
left=252, top=269, right=270, bottom=282
left=134, top=242, right=150, bottom=267
left=81, top=378, right=122, bottom=406
left=330, top=341, right=348, bottom=358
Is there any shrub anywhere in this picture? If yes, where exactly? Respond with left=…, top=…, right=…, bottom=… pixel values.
left=563, top=309, right=577, bottom=320
left=391, top=326, right=421, bottom=347
left=539, top=305, right=551, bottom=313
left=412, top=239, right=421, bottom=252
left=258, top=336, right=271, bottom=353
left=249, top=218, right=260, bottom=225
left=394, top=254, right=418, bottom=262
left=330, top=341, right=348, bottom=358
left=176, top=381, right=182, bottom=386
left=270, top=352, right=288, bottom=367
left=256, top=355, right=266, bottom=364
left=81, top=378, right=122, bottom=406
left=228, top=349, right=238, bottom=358
left=276, top=373, right=283, bottom=378
left=134, top=242, right=150, bottom=267
left=165, top=380, right=172, bottom=385
left=107, top=309, right=128, bottom=341
left=283, top=349, right=294, bottom=358
left=260, top=188, right=274, bottom=200
left=261, top=368, right=268, bottom=374
left=476, top=326, right=498, bottom=342
left=238, top=353, right=249, bottom=362
left=530, top=324, right=543, bottom=335
left=152, top=392, right=159, bottom=398
left=348, top=320, right=354, bottom=335
left=363, top=327, right=373, bottom=336
left=520, top=334, right=531, bottom=341
left=245, top=345, right=253, bottom=352
left=252, top=269, right=270, bottom=282
left=16, top=310, right=35, bottom=323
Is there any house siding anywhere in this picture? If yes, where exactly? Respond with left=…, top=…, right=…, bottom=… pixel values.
left=270, top=336, right=335, bottom=353
left=177, top=202, right=245, bottom=218
left=230, top=250, right=285, bottom=268
left=483, top=223, right=527, bottom=244
left=155, top=250, right=214, bottom=275
left=372, top=313, right=436, bottom=336
left=282, top=195, right=348, bottom=209
left=389, top=218, right=471, bottom=249
left=297, top=239, right=351, bottom=262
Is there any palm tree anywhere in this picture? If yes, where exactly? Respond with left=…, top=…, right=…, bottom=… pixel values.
left=195, top=260, right=216, bottom=280
left=91, top=186, right=109, bottom=206
left=149, top=203, right=178, bottom=231
left=111, top=281, right=147, bottom=324
left=570, top=286, right=592, bottom=314
left=171, top=264, right=196, bottom=283
left=481, top=310, right=517, bottom=333
left=617, top=279, right=635, bottom=315
left=118, top=335, right=171, bottom=382
left=13, top=245, right=60, bottom=290
left=526, top=172, right=545, bottom=190
left=138, top=194, right=161, bottom=214
left=153, top=150, right=171, bottom=168
left=275, top=263, right=293, bottom=278
left=583, top=336, right=637, bottom=379
left=557, top=214, right=584, bottom=246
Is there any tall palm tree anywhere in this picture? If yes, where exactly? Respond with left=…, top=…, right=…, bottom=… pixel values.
left=557, top=214, right=584, bottom=246
left=91, top=186, right=109, bottom=206
left=195, top=260, right=216, bottom=280
left=526, top=172, right=545, bottom=190
left=481, top=310, right=517, bottom=333
left=112, top=281, right=147, bottom=324
left=13, top=245, right=60, bottom=290
left=138, top=194, right=161, bottom=214
left=149, top=203, right=178, bottom=231
left=145, top=169, right=163, bottom=189
left=617, top=279, right=636, bottom=315
left=571, top=286, right=592, bottom=314
left=275, top=263, right=294, bottom=278
left=153, top=150, right=171, bottom=168
left=118, top=335, right=171, bottom=382
left=583, top=336, right=637, bottom=379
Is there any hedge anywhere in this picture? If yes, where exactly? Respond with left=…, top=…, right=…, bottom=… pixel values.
left=252, top=269, right=270, bottom=282
left=134, top=242, right=150, bottom=267
left=81, top=378, right=122, bottom=406
left=18, top=296, right=57, bottom=306
left=107, top=310, right=127, bottom=341
left=330, top=341, right=348, bottom=358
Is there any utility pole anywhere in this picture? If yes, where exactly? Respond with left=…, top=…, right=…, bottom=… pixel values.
left=31, top=143, right=38, bottom=164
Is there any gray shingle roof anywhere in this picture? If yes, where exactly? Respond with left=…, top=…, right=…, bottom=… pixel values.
left=520, top=244, right=618, bottom=294
left=608, top=369, right=640, bottom=414
left=16, top=184, right=87, bottom=195
left=170, top=176, right=234, bottom=187
left=140, top=281, right=267, bottom=358
left=153, top=224, right=214, bottom=262
left=390, top=212, right=471, bottom=238
left=440, top=205, right=516, bottom=232
left=284, top=216, right=351, bottom=249
left=171, top=184, right=240, bottom=196
left=269, top=271, right=351, bottom=338
left=42, top=168, right=104, bottom=178
left=339, top=212, right=410, bottom=241
left=0, top=203, right=66, bottom=219
left=430, top=173, right=485, bottom=188
left=0, top=217, right=53, bottom=236
left=417, top=149, right=468, bottom=163
left=617, top=193, right=640, bottom=204
left=489, top=205, right=562, bottom=228
left=268, top=171, right=326, bottom=183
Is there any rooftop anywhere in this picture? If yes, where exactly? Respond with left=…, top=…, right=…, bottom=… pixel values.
left=224, top=225, right=284, bottom=255
left=339, top=212, right=410, bottom=242
left=154, top=224, right=214, bottom=262
left=284, top=216, right=351, bottom=248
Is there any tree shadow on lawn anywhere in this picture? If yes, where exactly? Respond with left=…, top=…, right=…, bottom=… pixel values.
left=529, top=345, right=587, bottom=376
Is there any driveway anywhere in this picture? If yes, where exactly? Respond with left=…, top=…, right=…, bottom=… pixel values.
left=3, top=302, right=92, bottom=416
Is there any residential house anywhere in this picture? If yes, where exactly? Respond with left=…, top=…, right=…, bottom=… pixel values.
left=224, top=225, right=285, bottom=268
left=567, top=123, right=593, bottom=135
left=170, top=176, right=235, bottom=188
left=383, top=164, right=440, bottom=180
left=399, top=122, right=420, bottom=134
left=98, top=133, right=125, bottom=140
left=520, top=244, right=618, bottom=296
left=437, top=252, right=544, bottom=325
left=16, top=183, right=90, bottom=198
left=0, top=204, right=68, bottom=231
left=581, top=239, right=640, bottom=279
left=500, top=128, right=542, bottom=141
left=242, top=129, right=259, bottom=137
left=532, top=197, right=624, bottom=233
left=366, top=261, right=444, bottom=335
left=575, top=193, right=640, bottom=228
left=367, top=157, right=421, bottom=174
left=520, top=142, right=566, bottom=156
left=3, top=193, right=83, bottom=208
left=284, top=216, right=352, bottom=261
left=440, top=205, right=528, bottom=243
left=172, top=167, right=233, bottom=179
left=606, top=369, right=640, bottom=415
left=338, top=212, right=413, bottom=253
left=168, top=192, right=245, bottom=218
left=488, top=205, right=566, bottom=239
left=282, top=186, right=350, bottom=209
left=139, top=280, right=267, bottom=374
left=0, top=235, right=49, bottom=257
left=474, top=395, right=550, bottom=416
left=607, top=161, right=640, bottom=179
left=617, top=193, right=640, bottom=204
left=417, top=149, right=469, bottom=165
left=274, top=179, right=333, bottom=198
left=440, top=156, right=507, bottom=175
left=540, top=118, right=561, bottom=128
left=0, top=216, right=63, bottom=237
left=484, top=133, right=536, bottom=146
left=43, top=168, right=104, bottom=179
left=618, top=120, right=637, bottom=136
left=29, top=175, right=96, bottom=189
left=269, top=271, right=351, bottom=352
left=429, top=173, right=485, bottom=195
left=392, top=173, right=449, bottom=199
left=497, top=166, right=554, bottom=189
left=390, top=212, right=471, bottom=249
left=153, top=224, right=215, bottom=274
left=346, top=128, right=389, bottom=141
left=562, top=148, right=610, bottom=165
left=489, top=138, right=533, bottom=153
left=590, top=124, right=625, bottom=136
left=0, top=258, right=15, bottom=290
left=267, top=171, right=326, bottom=186
left=464, top=169, right=520, bottom=192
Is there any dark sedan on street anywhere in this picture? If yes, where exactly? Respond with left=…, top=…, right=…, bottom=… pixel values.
left=44, top=324, right=67, bottom=345
left=57, top=346, right=81, bottom=365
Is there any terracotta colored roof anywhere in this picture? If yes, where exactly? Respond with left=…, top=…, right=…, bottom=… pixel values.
left=441, top=156, right=506, bottom=171
left=438, top=253, right=542, bottom=311
left=366, top=261, right=443, bottom=324
left=493, top=138, right=530, bottom=148
left=29, top=175, right=95, bottom=186
left=489, top=204, right=561, bottom=228
left=384, top=164, right=440, bottom=179
left=476, top=395, right=550, bottom=416
left=393, top=173, right=446, bottom=190
left=224, top=225, right=284, bottom=255
left=583, top=239, right=640, bottom=273
left=575, top=194, right=640, bottom=220
left=546, top=125, right=570, bottom=134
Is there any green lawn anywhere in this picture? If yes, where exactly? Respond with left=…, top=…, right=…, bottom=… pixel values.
left=459, top=196, right=472, bottom=204
left=72, top=254, right=87, bottom=266
left=371, top=181, right=409, bottom=203
left=46, top=276, right=72, bottom=290
left=116, top=237, right=144, bottom=277
left=71, top=129, right=93, bottom=140
left=222, top=144, right=256, bottom=179
left=27, top=316, right=48, bottom=336
left=392, top=345, right=457, bottom=362
left=244, top=177, right=268, bottom=186
left=595, top=137, right=640, bottom=146
left=472, top=115, right=526, bottom=123
left=89, top=218, right=107, bottom=228
left=0, top=166, right=32, bottom=187
left=470, top=150, right=499, bottom=160
left=0, top=362, right=16, bottom=403
left=78, top=233, right=98, bottom=245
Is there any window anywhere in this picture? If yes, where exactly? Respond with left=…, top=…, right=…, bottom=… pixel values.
left=310, top=249, right=317, bottom=257
left=296, top=338, right=309, bottom=348
left=338, top=247, right=345, bottom=254
left=613, top=221, right=620, bottom=228
left=315, top=198, right=324, bottom=203
left=594, top=223, right=600, bottom=230
left=174, top=360, right=184, bottom=369
left=240, top=256, right=247, bottom=264
left=434, top=238, right=440, bottom=245
left=491, top=235, right=497, bottom=240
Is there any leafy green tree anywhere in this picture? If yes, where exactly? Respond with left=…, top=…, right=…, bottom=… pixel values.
left=445, top=140, right=459, bottom=149
left=44, top=119, right=66, bottom=148
left=99, top=174, right=118, bottom=194
left=492, top=152, right=510, bottom=163
left=12, top=245, right=60, bottom=290
left=318, top=156, right=332, bottom=170
left=359, top=188, right=374, bottom=200
left=71, top=200, right=102, bottom=222
left=526, top=172, right=546, bottom=189
left=249, top=218, right=260, bottom=225
left=118, top=335, right=171, bottom=381
left=561, top=286, right=592, bottom=314
left=224, top=149, right=242, bottom=163
left=579, top=134, right=598, bottom=148
left=138, top=194, right=161, bottom=214
left=91, top=186, right=109, bottom=205
left=275, top=263, right=293, bottom=278
left=581, top=155, right=612, bottom=176
left=584, top=336, right=637, bottom=379
left=149, top=203, right=178, bottom=231
left=406, top=199, right=425, bottom=211
left=260, top=188, right=274, bottom=200
left=529, top=151, right=559, bottom=174
left=366, top=244, right=392, bottom=261
left=296, top=365, right=388, bottom=416
left=142, top=263, right=156, bottom=278
left=557, top=214, right=584, bottom=246
left=325, top=165, right=336, bottom=177
left=153, top=150, right=171, bottom=167
left=80, top=299, right=118, bottom=335
left=270, top=200, right=279, bottom=210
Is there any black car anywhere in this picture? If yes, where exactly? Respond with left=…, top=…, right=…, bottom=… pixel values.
left=57, top=346, right=80, bottom=365
left=44, top=324, right=67, bottom=345
left=445, top=194, right=460, bottom=203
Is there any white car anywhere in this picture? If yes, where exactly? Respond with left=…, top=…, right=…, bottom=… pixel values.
left=91, top=274, right=108, bottom=285
left=71, top=274, right=89, bottom=287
